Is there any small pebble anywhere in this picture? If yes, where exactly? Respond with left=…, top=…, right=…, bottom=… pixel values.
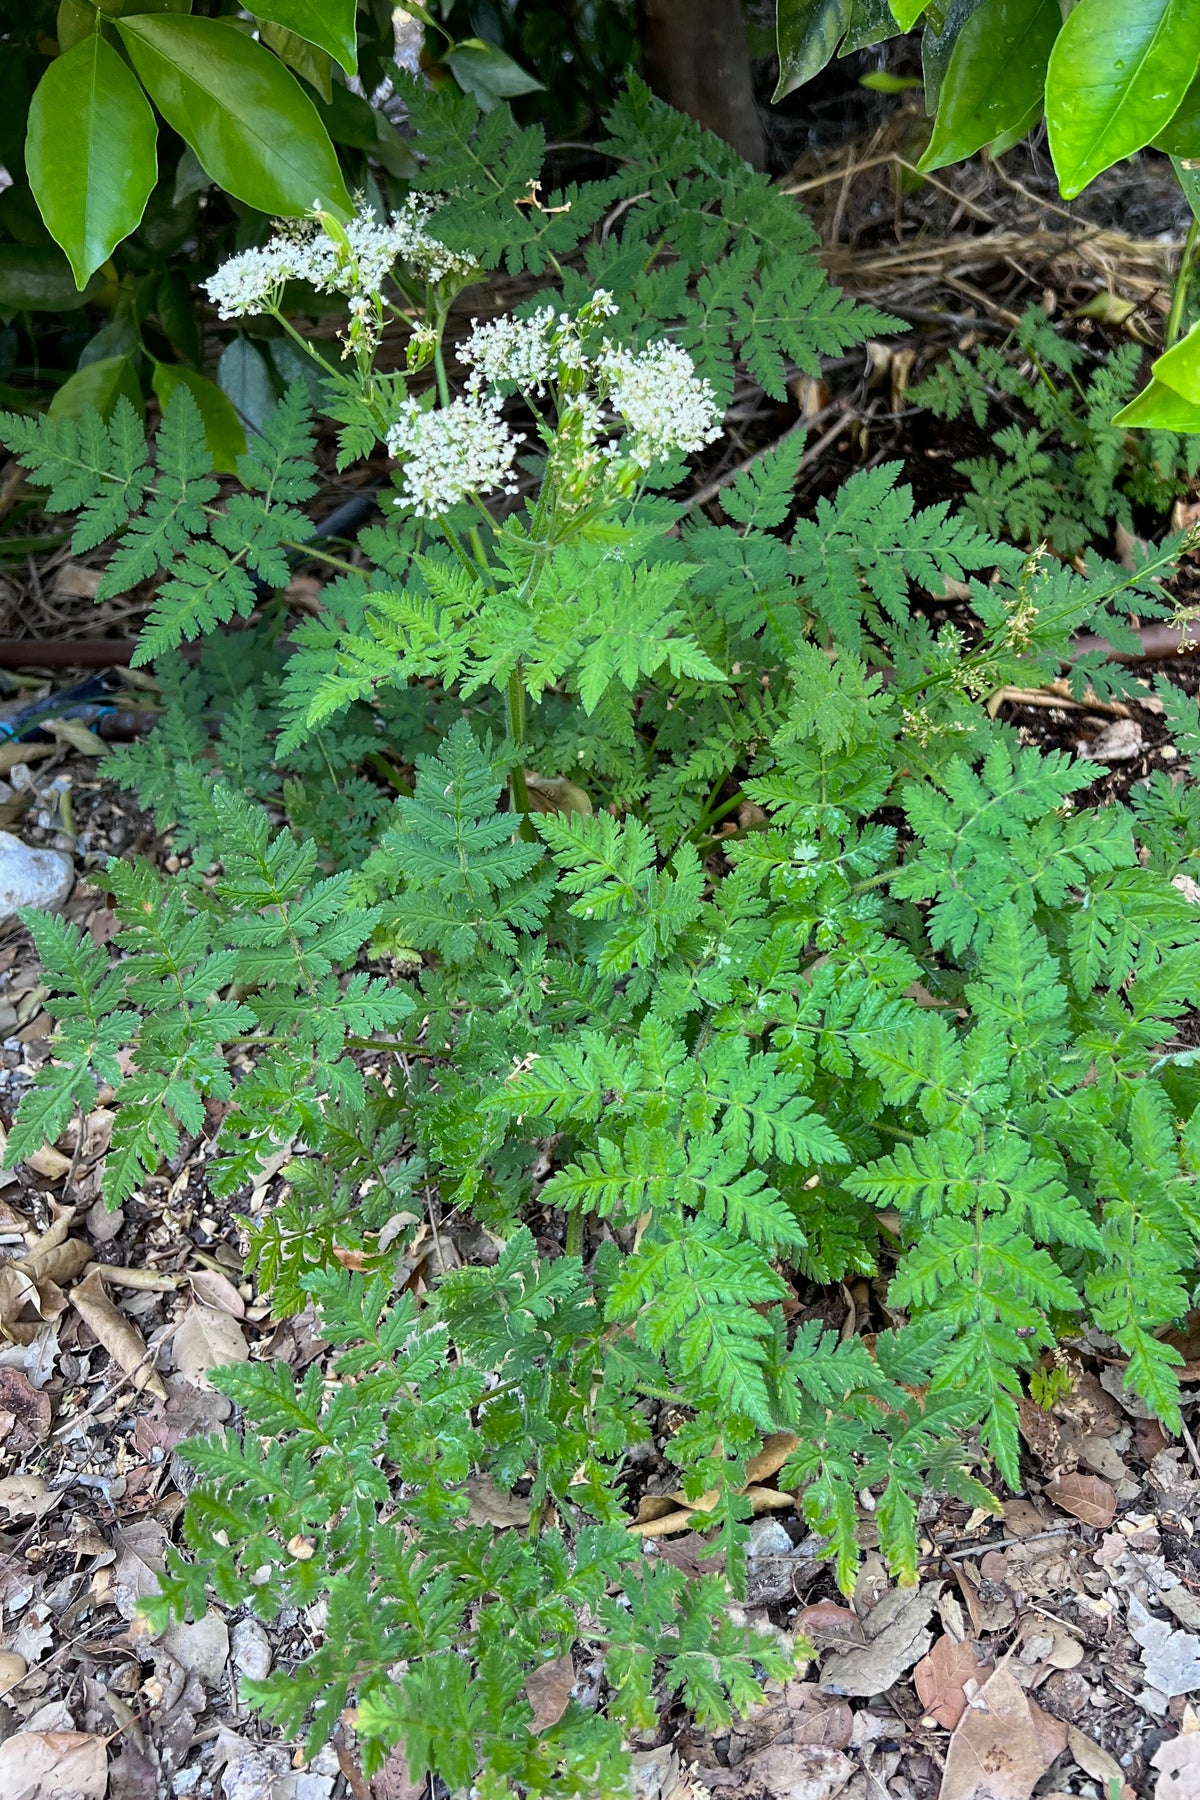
left=231, top=1617, right=272, bottom=1683
left=0, top=832, right=73, bottom=918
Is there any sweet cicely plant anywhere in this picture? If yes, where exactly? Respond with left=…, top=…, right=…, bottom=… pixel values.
left=5, top=78, right=1200, bottom=1799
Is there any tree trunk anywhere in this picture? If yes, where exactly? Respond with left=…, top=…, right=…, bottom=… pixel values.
left=638, top=0, right=765, bottom=170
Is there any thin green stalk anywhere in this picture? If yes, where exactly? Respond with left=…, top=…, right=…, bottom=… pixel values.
left=1168, top=215, right=1200, bottom=349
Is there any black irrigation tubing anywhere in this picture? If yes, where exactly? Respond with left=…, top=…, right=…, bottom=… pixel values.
left=0, top=486, right=383, bottom=668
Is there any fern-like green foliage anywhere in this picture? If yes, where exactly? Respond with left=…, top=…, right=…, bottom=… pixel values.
left=910, top=305, right=1200, bottom=554
left=6, top=73, right=1200, bottom=1800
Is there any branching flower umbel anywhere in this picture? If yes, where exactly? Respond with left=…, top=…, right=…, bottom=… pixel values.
left=203, top=197, right=476, bottom=322
left=386, top=396, right=523, bottom=516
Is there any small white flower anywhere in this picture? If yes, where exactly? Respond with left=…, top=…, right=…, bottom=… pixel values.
left=203, top=197, right=476, bottom=323
left=599, top=339, right=722, bottom=467
left=387, top=395, right=523, bottom=516
left=389, top=194, right=478, bottom=285
left=203, top=243, right=294, bottom=319
left=458, top=306, right=558, bottom=392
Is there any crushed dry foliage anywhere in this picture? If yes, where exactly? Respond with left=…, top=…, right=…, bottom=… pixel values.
left=7, top=120, right=1200, bottom=1800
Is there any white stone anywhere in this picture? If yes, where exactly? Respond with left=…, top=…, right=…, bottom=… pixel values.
left=0, top=832, right=72, bottom=919
left=230, top=1616, right=272, bottom=1683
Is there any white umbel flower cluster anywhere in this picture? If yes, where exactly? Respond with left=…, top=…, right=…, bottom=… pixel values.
left=456, top=292, right=620, bottom=393
left=598, top=339, right=723, bottom=467
left=457, top=306, right=558, bottom=392
left=203, top=197, right=475, bottom=321
left=386, top=396, right=523, bottom=516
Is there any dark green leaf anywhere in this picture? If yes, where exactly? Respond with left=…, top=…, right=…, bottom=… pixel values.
left=172, top=145, right=211, bottom=205
left=258, top=21, right=334, bottom=102
left=251, top=0, right=357, bottom=76
left=217, top=338, right=278, bottom=437
left=0, top=245, right=102, bottom=311
left=774, top=0, right=853, bottom=101
left=445, top=40, right=544, bottom=110
left=78, top=315, right=139, bottom=369
left=842, top=0, right=900, bottom=55
left=154, top=268, right=202, bottom=368
left=1174, top=154, right=1200, bottom=226
left=922, top=0, right=985, bottom=115
left=26, top=34, right=159, bottom=288
left=1046, top=0, right=1200, bottom=200
left=116, top=14, right=352, bottom=219
left=152, top=362, right=246, bottom=472
left=919, top=0, right=1059, bottom=173
left=1154, top=70, right=1200, bottom=154
left=50, top=355, right=144, bottom=423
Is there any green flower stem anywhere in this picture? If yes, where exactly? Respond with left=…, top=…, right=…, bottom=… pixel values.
left=1168, top=216, right=1200, bottom=348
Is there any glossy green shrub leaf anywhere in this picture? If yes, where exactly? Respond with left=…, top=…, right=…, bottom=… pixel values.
left=1153, top=73, right=1200, bottom=154
left=116, top=14, right=352, bottom=219
left=26, top=34, right=159, bottom=289
left=919, top=0, right=1058, bottom=172
left=152, top=362, right=246, bottom=472
left=923, top=0, right=984, bottom=115
left=1112, top=375, right=1200, bottom=431
left=249, top=0, right=357, bottom=77
left=0, top=245, right=101, bottom=311
left=445, top=40, right=544, bottom=110
left=775, top=0, right=853, bottom=100
left=1143, top=322, right=1200, bottom=414
left=258, top=22, right=334, bottom=102
left=1046, top=0, right=1200, bottom=200
left=889, top=0, right=928, bottom=25
left=843, top=0, right=897, bottom=54
left=1174, top=155, right=1200, bottom=228
left=49, top=355, right=144, bottom=423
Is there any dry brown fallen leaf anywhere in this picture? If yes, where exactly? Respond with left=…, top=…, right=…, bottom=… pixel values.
left=0, top=1729, right=108, bottom=1800
left=524, top=1652, right=575, bottom=1734
left=913, top=1632, right=992, bottom=1729
left=703, top=1743, right=853, bottom=1800
left=818, top=1582, right=941, bottom=1698
left=0, top=1473, right=57, bottom=1520
left=71, top=1269, right=166, bottom=1401
left=1153, top=1728, right=1200, bottom=1800
left=940, top=1667, right=1066, bottom=1800
left=0, top=1366, right=50, bottom=1452
left=365, top=1747, right=425, bottom=1800
left=465, top=1474, right=532, bottom=1529
left=188, top=1268, right=246, bottom=1318
left=1067, top=1724, right=1131, bottom=1799
left=1044, top=1471, right=1116, bottom=1530
left=172, top=1301, right=249, bottom=1390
